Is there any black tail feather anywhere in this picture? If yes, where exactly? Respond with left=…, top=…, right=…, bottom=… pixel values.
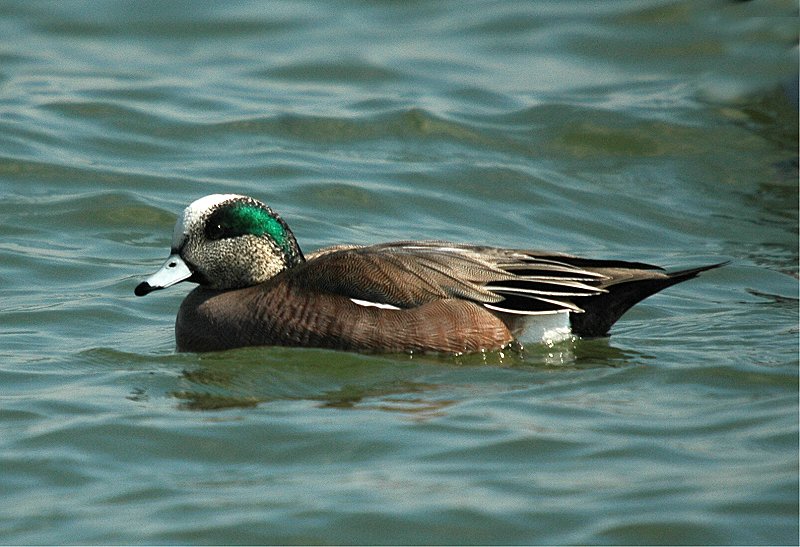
left=569, top=262, right=727, bottom=337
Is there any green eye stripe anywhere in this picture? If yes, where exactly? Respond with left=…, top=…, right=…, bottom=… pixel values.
left=230, top=203, right=286, bottom=244
left=207, top=202, right=287, bottom=248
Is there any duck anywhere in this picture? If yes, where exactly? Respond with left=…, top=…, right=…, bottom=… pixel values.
left=134, top=194, right=724, bottom=353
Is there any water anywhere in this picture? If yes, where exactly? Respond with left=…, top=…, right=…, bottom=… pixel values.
left=1, top=1, right=797, bottom=544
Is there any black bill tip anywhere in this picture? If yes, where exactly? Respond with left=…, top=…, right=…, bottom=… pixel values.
left=134, top=281, right=155, bottom=297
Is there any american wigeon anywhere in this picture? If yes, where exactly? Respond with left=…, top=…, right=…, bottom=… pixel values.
left=135, top=194, right=723, bottom=353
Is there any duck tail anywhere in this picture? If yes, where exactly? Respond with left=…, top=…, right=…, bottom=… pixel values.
left=569, top=261, right=727, bottom=337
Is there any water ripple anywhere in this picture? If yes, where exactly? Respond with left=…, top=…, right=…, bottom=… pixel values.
left=0, top=1, right=796, bottom=544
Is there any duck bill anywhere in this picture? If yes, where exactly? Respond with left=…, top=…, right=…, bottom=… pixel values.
left=134, top=254, right=193, bottom=296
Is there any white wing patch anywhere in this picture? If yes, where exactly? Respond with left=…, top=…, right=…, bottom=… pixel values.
left=350, top=298, right=402, bottom=310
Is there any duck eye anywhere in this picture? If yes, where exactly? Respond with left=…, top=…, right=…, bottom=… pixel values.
left=206, top=222, right=227, bottom=239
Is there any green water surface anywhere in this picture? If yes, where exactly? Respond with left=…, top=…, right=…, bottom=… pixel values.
left=0, top=1, right=797, bottom=544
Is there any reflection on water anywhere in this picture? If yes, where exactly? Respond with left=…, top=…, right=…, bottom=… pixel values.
left=1, top=0, right=797, bottom=544
left=171, top=338, right=640, bottom=412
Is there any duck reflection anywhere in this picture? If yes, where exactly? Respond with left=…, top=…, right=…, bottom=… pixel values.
left=169, top=339, right=640, bottom=412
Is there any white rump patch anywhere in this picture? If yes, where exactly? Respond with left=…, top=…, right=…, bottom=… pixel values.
left=515, top=310, right=572, bottom=345
left=350, top=298, right=402, bottom=310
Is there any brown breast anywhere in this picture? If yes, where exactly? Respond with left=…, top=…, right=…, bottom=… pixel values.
left=175, top=279, right=514, bottom=353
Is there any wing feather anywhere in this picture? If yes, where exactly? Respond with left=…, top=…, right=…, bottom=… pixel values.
left=294, top=240, right=664, bottom=316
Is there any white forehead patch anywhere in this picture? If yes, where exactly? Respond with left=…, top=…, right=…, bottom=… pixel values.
left=171, top=194, right=245, bottom=248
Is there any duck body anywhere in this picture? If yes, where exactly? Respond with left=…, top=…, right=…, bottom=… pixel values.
left=174, top=276, right=514, bottom=353
left=135, top=194, right=723, bottom=354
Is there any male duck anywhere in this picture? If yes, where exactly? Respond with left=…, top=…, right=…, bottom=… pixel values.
left=135, top=194, right=722, bottom=353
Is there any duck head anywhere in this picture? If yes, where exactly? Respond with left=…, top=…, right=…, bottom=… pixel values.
left=135, top=194, right=304, bottom=296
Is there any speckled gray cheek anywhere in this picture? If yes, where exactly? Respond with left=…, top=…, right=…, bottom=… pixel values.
left=203, top=242, right=241, bottom=288
left=226, top=236, right=288, bottom=286
left=181, top=235, right=287, bottom=290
